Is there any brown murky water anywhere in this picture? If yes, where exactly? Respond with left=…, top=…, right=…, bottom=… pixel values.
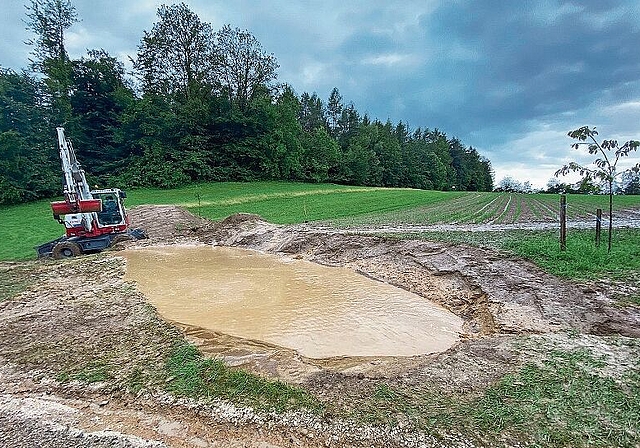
left=123, top=246, right=463, bottom=359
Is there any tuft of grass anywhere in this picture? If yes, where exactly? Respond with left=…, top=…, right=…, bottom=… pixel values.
left=165, top=343, right=321, bottom=413
left=358, top=383, right=460, bottom=430
left=0, top=262, right=39, bottom=301
left=471, top=348, right=639, bottom=447
left=126, top=367, right=147, bottom=394
left=57, top=361, right=112, bottom=383
left=623, top=294, right=640, bottom=306
left=502, top=229, right=640, bottom=280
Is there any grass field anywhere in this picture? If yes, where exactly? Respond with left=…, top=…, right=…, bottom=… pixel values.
left=127, top=182, right=640, bottom=226
left=1, top=182, right=640, bottom=282
left=1, top=182, right=461, bottom=261
left=126, top=182, right=464, bottom=223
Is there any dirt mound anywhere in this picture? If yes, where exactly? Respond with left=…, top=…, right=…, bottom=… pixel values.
left=218, top=213, right=263, bottom=226
left=128, top=205, right=211, bottom=243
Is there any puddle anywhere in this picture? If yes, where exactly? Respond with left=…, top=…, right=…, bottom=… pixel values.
left=122, top=246, right=463, bottom=359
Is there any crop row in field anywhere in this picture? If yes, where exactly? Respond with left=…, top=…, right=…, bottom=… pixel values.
left=328, top=192, right=640, bottom=227
left=0, top=182, right=457, bottom=260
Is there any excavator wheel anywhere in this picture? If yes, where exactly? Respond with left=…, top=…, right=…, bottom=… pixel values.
left=52, top=241, right=82, bottom=259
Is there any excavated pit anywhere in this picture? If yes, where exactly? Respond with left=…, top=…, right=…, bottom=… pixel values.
left=122, top=245, right=464, bottom=359
left=2, top=205, right=639, bottom=447
left=120, top=206, right=639, bottom=380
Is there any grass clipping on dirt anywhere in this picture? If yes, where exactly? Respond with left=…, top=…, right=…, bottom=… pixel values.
left=355, top=336, right=640, bottom=447
left=471, top=343, right=639, bottom=446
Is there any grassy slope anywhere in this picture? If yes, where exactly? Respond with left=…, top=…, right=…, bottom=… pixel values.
left=127, top=181, right=463, bottom=223
left=4, top=182, right=638, bottom=280
left=0, top=182, right=460, bottom=260
left=0, top=199, right=65, bottom=261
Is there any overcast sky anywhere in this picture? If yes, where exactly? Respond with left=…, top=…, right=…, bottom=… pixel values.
left=2, top=0, right=640, bottom=188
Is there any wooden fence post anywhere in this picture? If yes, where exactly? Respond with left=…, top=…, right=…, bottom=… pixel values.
left=595, top=208, right=602, bottom=247
left=560, top=194, right=567, bottom=251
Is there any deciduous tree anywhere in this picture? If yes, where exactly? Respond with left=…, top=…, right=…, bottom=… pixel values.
left=135, top=3, right=215, bottom=100
left=214, top=25, right=279, bottom=110
left=556, top=126, right=640, bottom=252
left=621, top=171, right=640, bottom=195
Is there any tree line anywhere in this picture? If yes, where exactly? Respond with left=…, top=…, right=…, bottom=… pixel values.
left=0, top=1, right=494, bottom=206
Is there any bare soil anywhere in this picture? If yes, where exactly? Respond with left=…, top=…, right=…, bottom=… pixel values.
left=1, top=205, right=638, bottom=447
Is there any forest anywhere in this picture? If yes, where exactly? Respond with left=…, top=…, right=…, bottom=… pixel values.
left=0, top=1, right=494, bottom=206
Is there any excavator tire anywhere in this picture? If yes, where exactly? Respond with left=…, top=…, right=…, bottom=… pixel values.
left=52, top=241, right=82, bottom=259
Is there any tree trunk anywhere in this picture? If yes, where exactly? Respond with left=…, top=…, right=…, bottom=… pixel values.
left=608, top=180, right=613, bottom=253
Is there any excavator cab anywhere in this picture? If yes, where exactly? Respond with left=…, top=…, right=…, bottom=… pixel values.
left=93, top=191, right=125, bottom=226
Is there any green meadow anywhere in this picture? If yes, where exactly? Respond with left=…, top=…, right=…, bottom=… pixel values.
left=1, top=181, right=639, bottom=284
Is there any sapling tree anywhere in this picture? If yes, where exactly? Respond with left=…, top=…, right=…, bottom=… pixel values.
left=555, top=126, right=639, bottom=252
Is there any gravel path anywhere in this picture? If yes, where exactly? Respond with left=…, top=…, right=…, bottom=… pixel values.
left=319, top=217, right=640, bottom=234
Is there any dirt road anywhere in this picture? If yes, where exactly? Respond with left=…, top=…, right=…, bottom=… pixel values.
left=1, top=205, right=638, bottom=447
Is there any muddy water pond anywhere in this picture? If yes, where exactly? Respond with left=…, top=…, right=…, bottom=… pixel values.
left=123, top=246, right=463, bottom=358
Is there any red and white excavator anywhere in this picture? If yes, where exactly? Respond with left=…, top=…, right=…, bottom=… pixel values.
left=36, top=127, right=146, bottom=258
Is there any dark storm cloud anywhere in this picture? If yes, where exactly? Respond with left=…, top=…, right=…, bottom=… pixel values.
left=411, top=0, right=640, bottom=137
left=339, top=30, right=398, bottom=59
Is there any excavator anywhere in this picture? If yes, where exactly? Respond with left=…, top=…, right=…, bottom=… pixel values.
left=36, top=127, right=146, bottom=259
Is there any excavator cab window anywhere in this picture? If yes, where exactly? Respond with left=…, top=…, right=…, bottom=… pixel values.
left=96, top=194, right=123, bottom=225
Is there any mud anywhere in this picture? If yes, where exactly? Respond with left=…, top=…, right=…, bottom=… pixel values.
left=1, top=204, right=639, bottom=447
left=179, top=212, right=638, bottom=339
left=116, top=207, right=640, bottom=375
left=122, top=246, right=463, bottom=359
left=124, top=207, right=640, bottom=382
